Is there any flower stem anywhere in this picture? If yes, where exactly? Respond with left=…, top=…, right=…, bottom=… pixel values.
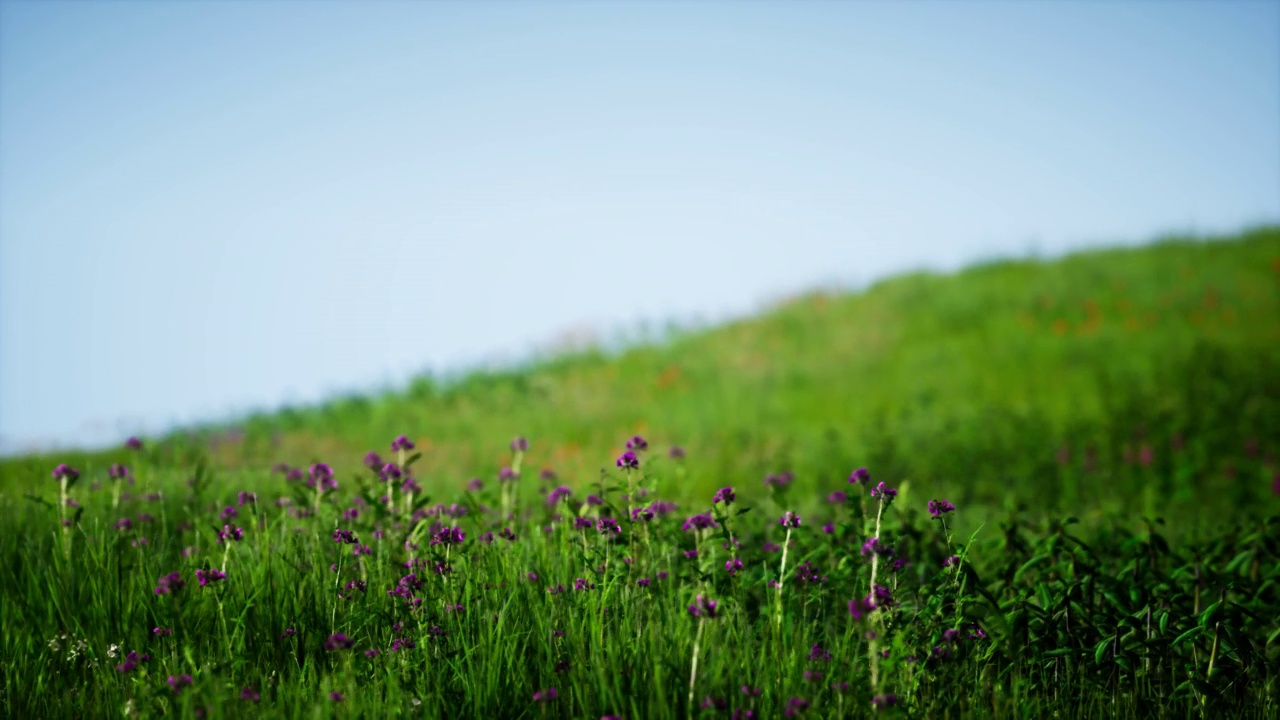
left=688, top=616, right=705, bottom=718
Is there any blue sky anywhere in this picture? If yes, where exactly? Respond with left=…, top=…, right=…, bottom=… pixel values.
left=2, top=1, right=1278, bottom=452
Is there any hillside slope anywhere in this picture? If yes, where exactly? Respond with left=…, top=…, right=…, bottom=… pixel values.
left=5, top=226, right=1279, bottom=521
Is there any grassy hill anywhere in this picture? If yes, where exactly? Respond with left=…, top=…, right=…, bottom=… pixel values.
left=4, top=225, right=1280, bottom=718
left=5, top=225, right=1278, bottom=524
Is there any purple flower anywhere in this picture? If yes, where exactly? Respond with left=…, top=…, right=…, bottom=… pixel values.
left=848, top=596, right=874, bottom=620
left=943, top=555, right=962, bottom=568
left=688, top=594, right=719, bottom=619
left=573, top=577, right=594, bottom=591
left=625, top=435, right=648, bottom=451
left=364, top=648, right=382, bottom=658
left=154, top=572, right=185, bottom=595
left=52, top=464, right=79, bottom=481
left=587, top=494, right=605, bottom=506
left=794, top=560, right=826, bottom=584
left=668, top=446, right=686, bottom=459
left=807, top=643, right=831, bottom=661
left=725, top=557, right=744, bottom=575
left=821, top=522, right=835, bottom=534
left=803, top=669, right=823, bottom=683
left=928, top=499, right=956, bottom=518
left=763, top=541, right=782, bottom=553
left=108, top=463, right=129, bottom=480
left=785, top=697, right=810, bottom=716
left=764, top=471, right=794, bottom=488
left=153, top=627, right=173, bottom=636
left=325, top=633, right=354, bottom=651
left=631, top=506, right=654, bottom=522
left=240, top=686, right=260, bottom=702
left=616, top=451, right=640, bottom=470
left=741, top=685, right=762, bottom=696
left=869, top=481, right=897, bottom=500
left=827, top=491, right=847, bottom=504
left=380, top=463, right=402, bottom=482
left=712, top=486, right=736, bottom=505
left=391, top=435, right=416, bottom=452
left=331, top=528, right=358, bottom=544
left=196, top=568, right=226, bottom=587
left=363, top=451, right=383, bottom=469
left=547, top=485, right=572, bottom=506
left=779, top=511, right=801, bottom=528
left=942, top=628, right=961, bottom=643
left=702, top=696, right=727, bottom=710
left=872, top=693, right=898, bottom=710
left=636, top=577, right=651, bottom=587
left=115, top=650, right=150, bottom=673
left=511, top=436, right=529, bottom=453
left=217, top=524, right=244, bottom=544
left=430, top=527, right=465, bottom=546
left=280, top=628, right=297, bottom=638
left=114, top=517, right=133, bottom=531
left=237, top=491, right=257, bottom=506
left=499, top=466, right=519, bottom=482
left=683, top=549, right=698, bottom=559
left=167, top=674, right=193, bottom=694
left=533, top=687, right=557, bottom=703
left=309, top=463, right=337, bottom=492
left=125, top=436, right=143, bottom=451
left=861, top=537, right=892, bottom=557
left=329, top=691, right=345, bottom=703
left=848, top=467, right=870, bottom=484
left=597, top=517, right=621, bottom=534
left=682, top=513, right=718, bottom=532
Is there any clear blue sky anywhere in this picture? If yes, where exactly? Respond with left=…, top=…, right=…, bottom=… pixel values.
left=2, top=1, right=1278, bottom=452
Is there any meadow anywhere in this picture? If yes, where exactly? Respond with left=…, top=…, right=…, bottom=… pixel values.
left=1, top=226, right=1279, bottom=718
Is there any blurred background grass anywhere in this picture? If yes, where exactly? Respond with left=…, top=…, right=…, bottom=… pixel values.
left=5, top=226, right=1276, bottom=532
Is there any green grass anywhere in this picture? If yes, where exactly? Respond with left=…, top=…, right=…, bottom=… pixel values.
left=1, top=225, right=1279, bottom=717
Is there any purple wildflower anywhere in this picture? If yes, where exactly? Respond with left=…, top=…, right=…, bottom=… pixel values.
left=167, top=674, right=194, bottom=694
left=803, top=669, right=824, bottom=683
left=364, top=648, right=381, bottom=658
left=154, top=572, right=185, bottom=595
left=533, top=687, right=557, bottom=703
left=574, top=577, right=594, bottom=591
left=125, top=436, right=143, bottom=451
left=331, top=528, right=358, bottom=544
left=848, top=467, right=870, bottom=484
left=196, top=568, right=226, bottom=587
left=741, top=685, right=762, bottom=696
left=52, top=464, right=79, bottom=481
left=712, top=486, right=736, bottom=505
left=779, top=511, right=801, bottom=528
left=785, top=697, right=810, bottom=716
left=869, top=481, right=897, bottom=500
left=587, top=494, right=605, bottom=506
left=547, top=485, right=573, bottom=506
left=636, top=577, right=651, bottom=587
left=329, top=691, right=345, bottom=702
left=324, top=633, right=354, bottom=651
left=928, top=499, right=956, bottom=518
left=280, top=629, right=297, bottom=638
left=391, top=435, right=416, bottom=452
left=108, top=463, right=129, bottom=480
left=616, top=451, right=639, bottom=470
left=114, top=517, right=133, bottom=531
left=237, top=491, right=257, bottom=506
left=726, top=557, right=744, bottom=575
left=764, top=471, right=794, bottom=488
left=821, top=522, right=835, bottom=534
left=763, top=541, right=782, bottom=552
left=827, top=490, right=847, bottom=504
left=240, top=686, right=260, bottom=702
left=943, top=555, right=962, bottom=568
left=499, top=466, right=519, bottom=482
left=682, top=513, right=718, bottom=532
left=115, top=650, right=150, bottom=673
left=688, top=594, right=719, bottom=619
left=511, top=436, right=529, bottom=453
left=363, top=451, right=383, bottom=469
left=153, top=627, right=173, bottom=636
left=668, top=446, right=686, bottom=459
left=625, top=435, right=648, bottom=451
left=466, top=477, right=484, bottom=492
left=597, top=517, right=621, bottom=534
left=872, top=693, right=898, bottom=710
left=631, top=506, right=654, bottom=522
left=861, top=537, right=892, bottom=557
left=807, top=643, right=831, bottom=661
left=217, top=524, right=244, bottom=544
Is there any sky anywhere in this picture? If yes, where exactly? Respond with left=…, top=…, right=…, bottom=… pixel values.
left=2, top=1, right=1278, bottom=453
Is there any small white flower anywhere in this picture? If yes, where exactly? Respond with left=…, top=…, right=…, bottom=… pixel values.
left=107, top=643, right=120, bottom=658
left=411, top=698, right=421, bottom=707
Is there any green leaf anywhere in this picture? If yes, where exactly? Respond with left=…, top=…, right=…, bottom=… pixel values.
left=1171, top=627, right=1201, bottom=649
left=1093, top=637, right=1111, bottom=665
left=1014, top=555, right=1048, bottom=584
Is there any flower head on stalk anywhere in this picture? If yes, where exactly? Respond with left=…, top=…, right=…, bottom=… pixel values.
left=779, top=511, right=802, bottom=528
left=511, top=436, right=529, bottom=453
left=626, top=435, right=648, bottom=451
left=125, top=436, right=143, bottom=451
left=848, top=467, right=871, bottom=484
left=616, top=451, right=639, bottom=470
left=546, top=485, right=572, bottom=506
left=109, top=464, right=129, bottom=480
left=928, top=499, right=955, bottom=518
left=309, top=463, right=337, bottom=492
left=52, top=464, right=80, bottom=481
left=688, top=594, right=719, bottom=619
left=682, top=513, right=718, bottom=532
left=869, top=481, right=897, bottom=501
left=154, top=572, right=185, bottom=595
left=391, top=435, right=415, bottom=452
left=712, top=486, right=735, bottom=505
left=196, top=568, right=226, bottom=587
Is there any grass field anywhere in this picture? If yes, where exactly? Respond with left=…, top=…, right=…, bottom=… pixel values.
left=2, top=226, right=1279, bottom=718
